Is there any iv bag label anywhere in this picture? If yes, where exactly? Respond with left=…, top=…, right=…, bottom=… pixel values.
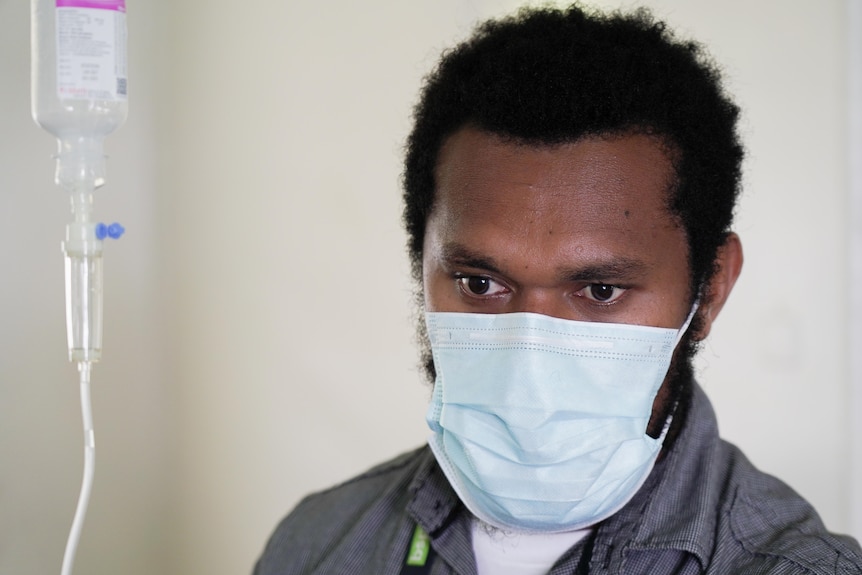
left=55, top=1, right=127, bottom=101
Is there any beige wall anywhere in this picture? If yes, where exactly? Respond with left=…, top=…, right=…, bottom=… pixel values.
left=0, top=1, right=858, bottom=574
left=851, top=0, right=862, bottom=539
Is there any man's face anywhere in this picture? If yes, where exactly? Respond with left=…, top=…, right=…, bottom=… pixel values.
left=421, top=127, right=695, bottom=434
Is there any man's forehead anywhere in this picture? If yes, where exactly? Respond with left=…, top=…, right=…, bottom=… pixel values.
left=432, top=126, right=680, bottom=225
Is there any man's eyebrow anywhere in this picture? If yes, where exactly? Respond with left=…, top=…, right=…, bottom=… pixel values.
left=558, top=258, right=651, bottom=282
left=440, top=242, right=651, bottom=281
left=440, top=243, right=503, bottom=274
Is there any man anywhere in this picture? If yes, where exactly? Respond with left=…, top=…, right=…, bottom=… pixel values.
left=254, top=5, right=862, bottom=574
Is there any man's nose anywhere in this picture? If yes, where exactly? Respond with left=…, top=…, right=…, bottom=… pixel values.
left=511, top=289, right=581, bottom=321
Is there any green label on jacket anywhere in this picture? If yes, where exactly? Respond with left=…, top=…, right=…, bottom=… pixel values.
left=406, top=524, right=431, bottom=566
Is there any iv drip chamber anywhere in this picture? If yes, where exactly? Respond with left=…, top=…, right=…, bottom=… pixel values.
left=64, top=223, right=104, bottom=363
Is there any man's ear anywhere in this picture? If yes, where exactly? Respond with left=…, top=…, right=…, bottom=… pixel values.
left=694, top=232, right=743, bottom=341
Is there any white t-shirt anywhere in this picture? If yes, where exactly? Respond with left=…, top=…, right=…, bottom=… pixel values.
left=471, top=520, right=593, bottom=575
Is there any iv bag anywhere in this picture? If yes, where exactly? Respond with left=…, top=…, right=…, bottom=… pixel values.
left=31, top=0, right=128, bottom=191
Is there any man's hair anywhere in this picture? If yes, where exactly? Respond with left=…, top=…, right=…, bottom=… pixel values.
left=402, top=4, right=743, bottom=298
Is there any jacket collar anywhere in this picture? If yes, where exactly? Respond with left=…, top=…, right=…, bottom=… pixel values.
left=592, top=382, right=721, bottom=571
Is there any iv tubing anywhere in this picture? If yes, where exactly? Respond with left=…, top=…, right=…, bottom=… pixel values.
left=61, top=362, right=95, bottom=575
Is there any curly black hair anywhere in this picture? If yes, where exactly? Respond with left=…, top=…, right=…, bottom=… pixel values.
left=402, top=4, right=743, bottom=298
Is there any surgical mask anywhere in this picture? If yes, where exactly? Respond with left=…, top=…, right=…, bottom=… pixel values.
left=425, top=308, right=696, bottom=533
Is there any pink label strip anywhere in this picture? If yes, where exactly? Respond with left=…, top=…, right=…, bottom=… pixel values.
left=56, top=0, right=125, bottom=10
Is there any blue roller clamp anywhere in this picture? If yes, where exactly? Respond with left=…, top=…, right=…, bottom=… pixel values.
left=95, top=222, right=125, bottom=240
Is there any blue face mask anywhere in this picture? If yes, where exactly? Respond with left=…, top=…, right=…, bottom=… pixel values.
left=425, top=308, right=696, bottom=533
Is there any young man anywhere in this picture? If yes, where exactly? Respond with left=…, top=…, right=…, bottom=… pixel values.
left=254, top=5, right=862, bottom=574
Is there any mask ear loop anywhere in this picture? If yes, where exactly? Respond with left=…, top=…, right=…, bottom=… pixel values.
left=659, top=300, right=701, bottom=441
left=673, top=300, right=700, bottom=348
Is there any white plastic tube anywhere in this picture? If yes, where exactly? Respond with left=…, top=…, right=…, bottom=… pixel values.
left=61, top=362, right=95, bottom=575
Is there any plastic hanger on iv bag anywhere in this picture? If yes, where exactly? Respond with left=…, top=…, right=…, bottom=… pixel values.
left=30, top=1, right=128, bottom=573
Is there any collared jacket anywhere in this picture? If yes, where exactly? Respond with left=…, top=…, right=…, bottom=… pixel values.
left=253, top=384, right=862, bottom=574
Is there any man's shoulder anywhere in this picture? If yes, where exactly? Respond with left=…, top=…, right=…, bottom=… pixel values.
left=633, top=385, right=862, bottom=574
left=290, top=445, right=430, bottom=516
left=714, top=441, right=862, bottom=574
left=253, top=446, right=431, bottom=575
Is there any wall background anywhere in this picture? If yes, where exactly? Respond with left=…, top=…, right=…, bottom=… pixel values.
left=0, top=1, right=858, bottom=574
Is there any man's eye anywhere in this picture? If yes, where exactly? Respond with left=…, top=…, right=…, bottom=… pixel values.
left=581, top=283, right=626, bottom=303
left=457, top=276, right=507, bottom=296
